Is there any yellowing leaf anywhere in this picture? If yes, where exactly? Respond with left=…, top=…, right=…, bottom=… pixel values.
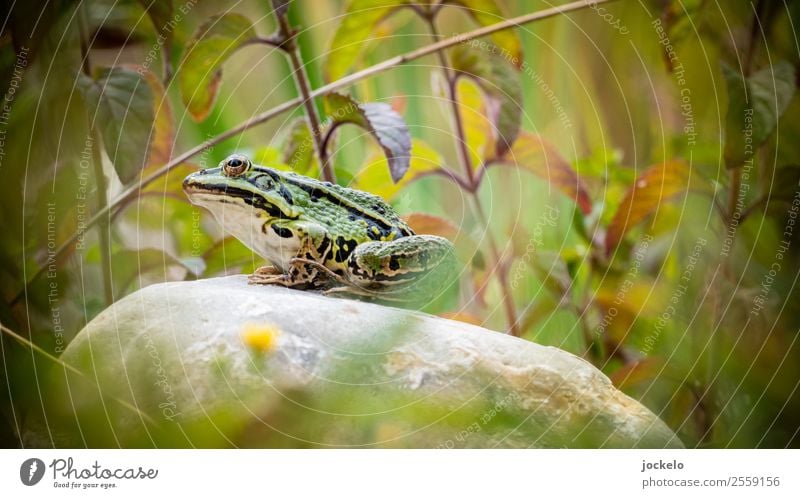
left=605, top=160, right=690, bottom=253
left=450, top=42, right=522, bottom=158
left=353, top=139, right=441, bottom=199
left=178, top=14, right=256, bottom=121
left=593, top=279, right=660, bottom=344
left=444, top=0, right=522, bottom=68
left=241, top=323, right=281, bottom=353
left=495, top=132, right=592, bottom=214
left=456, top=78, right=492, bottom=169
left=324, top=0, right=408, bottom=82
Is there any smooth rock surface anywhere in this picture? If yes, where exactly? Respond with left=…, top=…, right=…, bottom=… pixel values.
left=54, top=275, right=682, bottom=448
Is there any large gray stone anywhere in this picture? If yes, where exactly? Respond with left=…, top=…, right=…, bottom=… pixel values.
left=53, top=275, right=682, bottom=448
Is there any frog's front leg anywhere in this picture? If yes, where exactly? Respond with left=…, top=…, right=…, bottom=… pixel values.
left=248, top=222, right=332, bottom=288
left=325, top=235, right=457, bottom=301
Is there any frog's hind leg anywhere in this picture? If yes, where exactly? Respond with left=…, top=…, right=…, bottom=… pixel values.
left=249, top=223, right=332, bottom=289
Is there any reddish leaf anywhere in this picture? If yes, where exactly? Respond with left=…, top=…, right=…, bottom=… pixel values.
left=402, top=212, right=459, bottom=241
left=605, top=160, right=690, bottom=253
left=495, top=132, right=591, bottom=214
left=139, top=67, right=174, bottom=167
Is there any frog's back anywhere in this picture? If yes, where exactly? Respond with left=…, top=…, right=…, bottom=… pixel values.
left=282, top=171, right=413, bottom=241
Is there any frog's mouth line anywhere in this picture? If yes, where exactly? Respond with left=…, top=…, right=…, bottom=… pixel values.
left=184, top=183, right=293, bottom=220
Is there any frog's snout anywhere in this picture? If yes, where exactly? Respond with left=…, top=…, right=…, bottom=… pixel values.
left=182, top=169, right=209, bottom=192
left=181, top=173, right=195, bottom=192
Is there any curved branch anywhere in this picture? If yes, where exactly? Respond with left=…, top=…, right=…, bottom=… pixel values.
left=413, top=167, right=475, bottom=192
left=13, top=0, right=615, bottom=304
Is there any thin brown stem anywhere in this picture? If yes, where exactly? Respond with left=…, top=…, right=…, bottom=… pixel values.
left=12, top=0, right=613, bottom=305
left=276, top=13, right=332, bottom=182
left=424, top=15, right=519, bottom=336
left=415, top=167, right=474, bottom=192
left=427, top=20, right=476, bottom=187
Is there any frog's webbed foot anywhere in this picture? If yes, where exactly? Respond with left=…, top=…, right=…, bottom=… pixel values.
left=248, top=266, right=290, bottom=286
left=248, top=260, right=322, bottom=289
left=250, top=265, right=280, bottom=277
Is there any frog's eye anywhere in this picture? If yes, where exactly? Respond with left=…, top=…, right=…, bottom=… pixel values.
left=222, top=155, right=251, bottom=177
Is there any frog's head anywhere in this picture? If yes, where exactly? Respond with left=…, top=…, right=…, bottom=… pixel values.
left=182, top=154, right=299, bottom=220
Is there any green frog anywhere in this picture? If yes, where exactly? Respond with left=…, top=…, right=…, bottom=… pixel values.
left=183, top=153, right=457, bottom=303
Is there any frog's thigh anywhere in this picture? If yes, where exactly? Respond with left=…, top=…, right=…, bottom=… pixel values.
left=252, top=221, right=331, bottom=288
left=345, top=235, right=454, bottom=288
left=284, top=222, right=333, bottom=286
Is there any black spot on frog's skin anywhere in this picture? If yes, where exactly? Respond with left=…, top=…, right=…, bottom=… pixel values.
left=366, top=221, right=392, bottom=241
left=317, top=237, right=330, bottom=259
left=372, top=204, right=386, bottom=215
left=278, top=184, right=294, bottom=205
left=348, top=214, right=357, bottom=222
left=388, top=255, right=400, bottom=271
left=271, top=225, right=293, bottom=238
left=334, top=236, right=357, bottom=263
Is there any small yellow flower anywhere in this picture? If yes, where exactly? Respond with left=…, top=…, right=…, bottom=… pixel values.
left=240, top=323, right=281, bottom=352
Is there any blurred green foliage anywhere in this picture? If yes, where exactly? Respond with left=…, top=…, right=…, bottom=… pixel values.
left=1, top=0, right=800, bottom=448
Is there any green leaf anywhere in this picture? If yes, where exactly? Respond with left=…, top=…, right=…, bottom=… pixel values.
left=323, top=0, right=408, bottom=82
left=77, top=66, right=155, bottom=184
left=495, top=132, right=592, bottom=214
left=605, top=160, right=691, bottom=253
left=325, top=93, right=412, bottom=182
left=723, top=61, right=796, bottom=168
left=178, top=13, right=257, bottom=121
left=281, top=118, right=319, bottom=175
left=450, top=41, right=522, bottom=158
left=444, top=0, right=522, bottom=68
left=136, top=0, right=174, bottom=77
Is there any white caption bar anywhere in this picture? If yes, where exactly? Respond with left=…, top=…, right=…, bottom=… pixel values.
left=1, top=450, right=798, bottom=497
